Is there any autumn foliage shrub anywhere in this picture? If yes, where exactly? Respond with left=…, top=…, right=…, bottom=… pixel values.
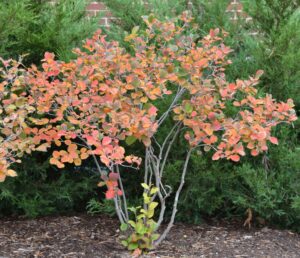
left=101, top=0, right=300, bottom=233
left=0, top=0, right=103, bottom=217
left=0, top=13, right=297, bottom=252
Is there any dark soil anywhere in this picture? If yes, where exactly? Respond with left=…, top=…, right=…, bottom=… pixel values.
left=0, top=214, right=299, bottom=258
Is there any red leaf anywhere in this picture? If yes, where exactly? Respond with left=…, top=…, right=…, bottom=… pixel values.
left=269, top=137, right=278, bottom=145
left=102, top=136, right=112, bottom=146
left=105, top=190, right=115, bottom=200
left=109, top=172, right=119, bottom=181
left=212, top=152, right=220, bottom=161
left=251, top=149, right=259, bottom=156
left=117, top=189, right=123, bottom=196
left=148, top=106, right=158, bottom=116
left=230, top=155, right=240, bottom=162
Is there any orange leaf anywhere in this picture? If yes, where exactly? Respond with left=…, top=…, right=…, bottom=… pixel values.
left=0, top=172, right=6, bottom=182
left=74, top=158, right=82, bottom=166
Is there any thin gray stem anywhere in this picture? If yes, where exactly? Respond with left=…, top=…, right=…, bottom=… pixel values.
left=157, top=87, right=185, bottom=127
left=159, top=123, right=182, bottom=177
left=117, top=165, right=129, bottom=221
left=155, top=149, right=192, bottom=246
left=114, top=197, right=125, bottom=224
left=147, top=148, right=166, bottom=228
left=77, top=135, right=106, bottom=177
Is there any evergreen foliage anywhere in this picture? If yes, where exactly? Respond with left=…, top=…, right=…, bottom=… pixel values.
left=0, top=154, right=99, bottom=218
left=242, top=0, right=300, bottom=104
left=0, top=0, right=100, bottom=65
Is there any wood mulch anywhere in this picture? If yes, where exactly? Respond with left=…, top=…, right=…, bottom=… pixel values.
left=0, top=214, right=299, bottom=258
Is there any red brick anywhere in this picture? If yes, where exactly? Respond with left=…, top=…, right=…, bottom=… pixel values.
left=100, top=10, right=113, bottom=18
left=86, top=10, right=97, bottom=17
left=86, top=2, right=107, bottom=11
left=226, top=3, right=243, bottom=12
left=238, top=12, right=249, bottom=18
left=99, top=18, right=108, bottom=26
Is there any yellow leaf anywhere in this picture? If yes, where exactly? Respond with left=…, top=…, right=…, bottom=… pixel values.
left=6, top=169, right=17, bottom=177
left=35, top=144, right=48, bottom=152
left=80, top=152, right=89, bottom=160
left=74, top=158, right=82, bottom=166
left=0, top=173, right=6, bottom=182
left=54, top=140, right=61, bottom=146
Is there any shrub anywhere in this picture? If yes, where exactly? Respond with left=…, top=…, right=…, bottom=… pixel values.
left=0, top=0, right=100, bottom=65
left=103, top=1, right=300, bottom=234
left=0, top=154, right=100, bottom=218
left=0, top=13, right=297, bottom=254
left=0, top=0, right=101, bottom=218
left=242, top=0, right=300, bottom=105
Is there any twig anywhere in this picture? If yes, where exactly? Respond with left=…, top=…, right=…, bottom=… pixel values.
left=155, top=149, right=192, bottom=246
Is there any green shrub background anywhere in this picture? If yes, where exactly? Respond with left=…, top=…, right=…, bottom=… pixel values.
left=0, top=0, right=299, bottom=232
left=0, top=0, right=100, bottom=65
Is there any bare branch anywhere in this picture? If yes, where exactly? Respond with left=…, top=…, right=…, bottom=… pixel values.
left=78, top=135, right=106, bottom=177
left=117, top=165, right=129, bottom=221
left=159, top=123, right=182, bottom=176
left=157, top=87, right=185, bottom=127
left=113, top=197, right=125, bottom=224
left=155, top=148, right=192, bottom=246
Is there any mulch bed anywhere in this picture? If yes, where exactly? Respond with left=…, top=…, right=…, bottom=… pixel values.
left=0, top=214, right=299, bottom=258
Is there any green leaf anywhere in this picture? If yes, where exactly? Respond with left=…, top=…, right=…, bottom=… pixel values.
left=120, top=223, right=128, bottom=231
left=128, top=220, right=136, bottom=228
left=125, top=136, right=137, bottom=145
left=121, top=240, right=128, bottom=247
left=149, top=202, right=158, bottom=211
left=140, top=209, right=147, bottom=215
left=137, top=214, right=145, bottom=220
left=184, top=103, right=193, bottom=113
left=128, top=207, right=137, bottom=213
left=141, top=183, right=150, bottom=190
left=147, top=209, right=155, bottom=218
left=128, top=242, right=139, bottom=250
left=143, top=193, right=151, bottom=204
left=136, top=221, right=146, bottom=235
left=15, top=98, right=25, bottom=107
left=6, top=104, right=16, bottom=111
left=159, top=69, right=168, bottom=78
left=151, top=233, right=160, bottom=241
left=132, top=26, right=139, bottom=34
left=148, top=14, right=155, bottom=23
left=19, top=131, right=27, bottom=140
left=148, top=220, right=157, bottom=231
left=150, top=187, right=159, bottom=195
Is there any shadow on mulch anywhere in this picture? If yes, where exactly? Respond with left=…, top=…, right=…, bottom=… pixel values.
left=0, top=214, right=299, bottom=258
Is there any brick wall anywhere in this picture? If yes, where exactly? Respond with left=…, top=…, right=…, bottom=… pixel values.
left=87, top=0, right=250, bottom=27
left=226, top=0, right=251, bottom=22
left=50, top=1, right=250, bottom=26
left=86, top=1, right=115, bottom=27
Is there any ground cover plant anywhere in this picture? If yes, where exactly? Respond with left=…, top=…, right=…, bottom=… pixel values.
left=0, top=12, right=297, bottom=255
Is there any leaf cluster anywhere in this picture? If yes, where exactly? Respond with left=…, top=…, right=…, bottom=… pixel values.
left=120, top=183, right=159, bottom=253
